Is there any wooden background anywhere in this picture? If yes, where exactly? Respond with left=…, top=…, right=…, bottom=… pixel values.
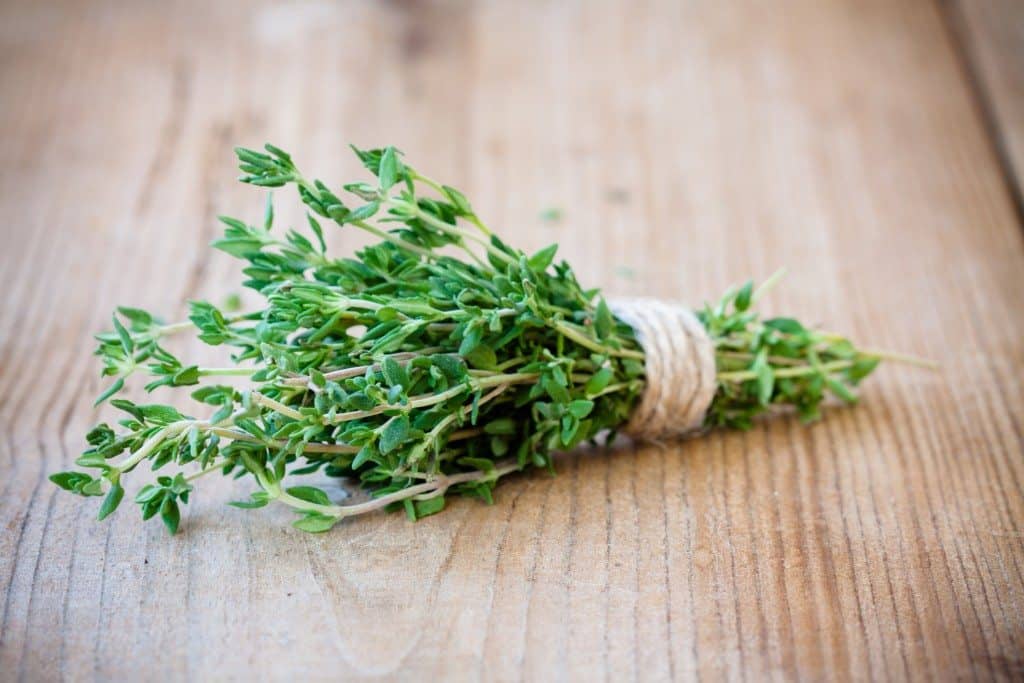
left=1, top=0, right=1022, bottom=680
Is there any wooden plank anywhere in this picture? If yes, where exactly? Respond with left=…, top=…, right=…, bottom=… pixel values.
left=0, top=0, right=1021, bottom=680
left=952, top=0, right=1024, bottom=208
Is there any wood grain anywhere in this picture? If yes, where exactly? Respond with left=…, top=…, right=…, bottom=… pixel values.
left=1, top=0, right=1022, bottom=680
left=952, top=0, right=1024, bottom=210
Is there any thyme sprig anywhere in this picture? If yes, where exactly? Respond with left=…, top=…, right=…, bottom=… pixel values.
left=51, top=143, right=927, bottom=534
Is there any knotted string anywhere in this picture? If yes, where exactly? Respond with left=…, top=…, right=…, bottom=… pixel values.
left=610, top=299, right=717, bottom=439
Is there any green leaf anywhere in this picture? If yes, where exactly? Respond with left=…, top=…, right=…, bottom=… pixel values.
left=139, top=496, right=161, bottom=520
left=382, top=357, right=409, bottom=388
left=325, top=203, right=349, bottom=222
left=432, top=355, right=467, bottom=381
left=484, top=417, right=516, bottom=435
left=49, top=472, right=77, bottom=491
left=174, top=475, right=193, bottom=496
left=97, top=483, right=124, bottom=521
left=376, top=306, right=399, bottom=321
left=209, top=404, right=232, bottom=425
left=160, top=497, right=180, bottom=535
left=286, top=229, right=315, bottom=254
left=584, top=367, right=613, bottom=395
left=528, top=244, right=558, bottom=272
left=441, top=185, right=473, bottom=215
left=764, top=317, right=805, bottom=335
left=135, top=484, right=163, bottom=503
left=379, top=146, right=399, bottom=190
left=568, top=399, right=594, bottom=419
left=849, top=356, right=881, bottom=383
left=235, top=418, right=266, bottom=439
left=172, top=366, right=201, bottom=386
left=735, top=280, right=753, bottom=311
left=458, top=325, right=483, bottom=357
left=414, top=495, right=446, bottom=518
left=112, top=315, right=134, bottom=355
left=262, top=194, right=275, bottom=232
left=347, top=393, right=374, bottom=411
left=286, top=486, right=331, bottom=506
left=75, top=452, right=109, bottom=469
left=490, top=436, right=509, bottom=456
left=211, top=236, right=264, bottom=258
left=828, top=339, right=857, bottom=359
left=346, top=202, right=379, bottom=223
left=560, top=415, right=580, bottom=446
left=827, top=377, right=858, bottom=404
left=94, top=377, right=125, bottom=406
left=140, top=404, right=186, bottom=425
left=110, top=398, right=143, bottom=422
left=264, top=143, right=292, bottom=163
left=229, top=491, right=270, bottom=509
left=460, top=456, right=495, bottom=479
left=306, top=214, right=327, bottom=252
left=379, top=415, right=410, bottom=455
left=116, top=306, right=153, bottom=328
left=352, top=444, right=374, bottom=469
left=50, top=471, right=93, bottom=493
left=191, top=385, right=233, bottom=405
left=543, top=376, right=570, bottom=404
left=344, top=182, right=379, bottom=201
left=464, top=344, right=497, bottom=370
left=594, top=299, right=614, bottom=340
left=293, top=513, right=338, bottom=533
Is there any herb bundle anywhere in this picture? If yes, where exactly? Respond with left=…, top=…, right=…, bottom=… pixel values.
left=51, top=144, right=926, bottom=534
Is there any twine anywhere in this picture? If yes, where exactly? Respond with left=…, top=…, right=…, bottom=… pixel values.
left=610, top=299, right=717, bottom=440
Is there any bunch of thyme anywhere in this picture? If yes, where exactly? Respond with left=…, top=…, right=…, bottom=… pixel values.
left=51, top=144, right=923, bottom=534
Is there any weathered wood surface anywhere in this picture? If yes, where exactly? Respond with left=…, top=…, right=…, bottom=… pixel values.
left=1, top=1, right=1022, bottom=680
left=953, top=0, right=1024, bottom=207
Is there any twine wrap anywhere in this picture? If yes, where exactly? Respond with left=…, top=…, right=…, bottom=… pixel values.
left=610, top=299, right=717, bottom=439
